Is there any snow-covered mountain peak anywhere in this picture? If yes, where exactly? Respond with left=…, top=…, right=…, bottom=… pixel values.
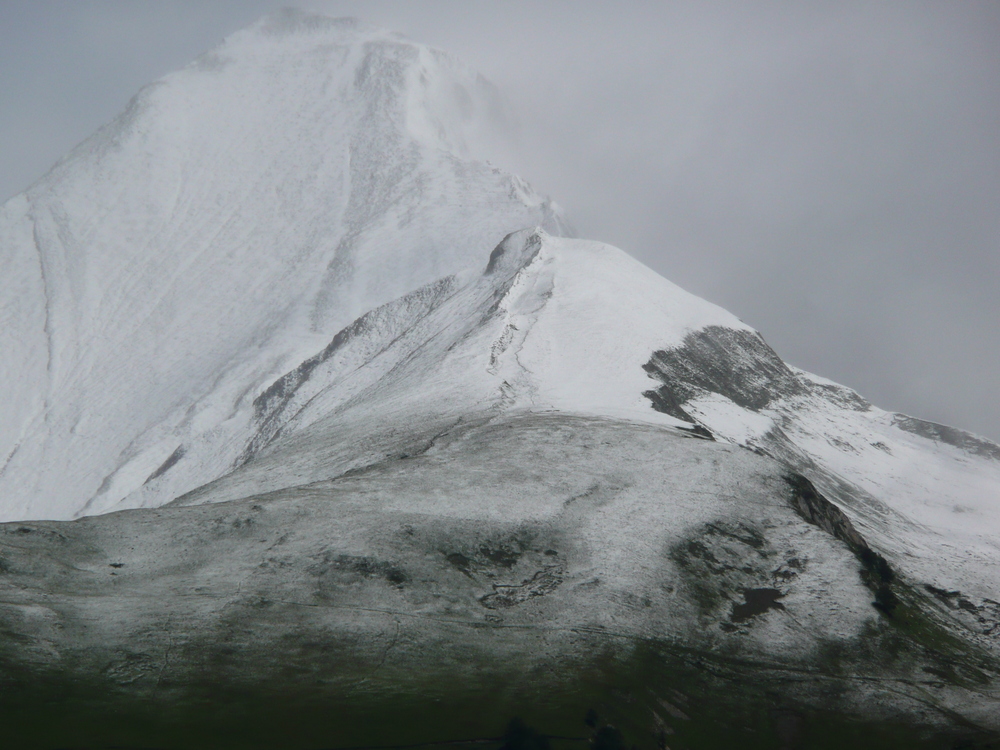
left=2, top=17, right=1000, bottom=737
left=0, top=12, right=564, bottom=521
left=50, top=9, right=511, bottom=176
left=201, top=8, right=514, bottom=161
left=247, top=8, right=368, bottom=37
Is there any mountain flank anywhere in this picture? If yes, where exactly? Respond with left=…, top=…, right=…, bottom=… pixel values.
left=0, top=10, right=998, bottom=749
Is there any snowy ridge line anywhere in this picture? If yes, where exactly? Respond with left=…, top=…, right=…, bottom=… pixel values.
left=890, top=413, right=1000, bottom=461
left=238, top=274, right=462, bottom=467
left=631, top=314, right=1000, bottom=630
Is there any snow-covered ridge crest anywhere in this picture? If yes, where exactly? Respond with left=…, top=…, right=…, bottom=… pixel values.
left=0, top=10, right=564, bottom=521
left=179, top=225, right=1000, bottom=633
left=171, top=228, right=760, bottom=508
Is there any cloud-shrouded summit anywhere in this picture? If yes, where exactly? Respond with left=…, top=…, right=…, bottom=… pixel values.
left=0, top=10, right=564, bottom=520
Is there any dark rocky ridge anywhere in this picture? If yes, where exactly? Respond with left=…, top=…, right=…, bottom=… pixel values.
left=145, top=445, right=185, bottom=484
left=784, top=473, right=900, bottom=616
left=784, top=473, right=869, bottom=552
left=642, top=326, right=806, bottom=422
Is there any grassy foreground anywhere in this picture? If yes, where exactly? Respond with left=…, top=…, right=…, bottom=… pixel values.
left=1, top=637, right=996, bottom=750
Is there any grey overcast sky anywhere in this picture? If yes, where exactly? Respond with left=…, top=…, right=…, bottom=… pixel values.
left=2, top=1, right=998, bottom=440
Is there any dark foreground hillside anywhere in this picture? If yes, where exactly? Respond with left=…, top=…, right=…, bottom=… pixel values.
left=0, top=415, right=996, bottom=749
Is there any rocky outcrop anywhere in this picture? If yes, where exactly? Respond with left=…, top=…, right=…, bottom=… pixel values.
left=642, top=326, right=806, bottom=421
left=784, top=473, right=869, bottom=552
left=785, top=473, right=899, bottom=616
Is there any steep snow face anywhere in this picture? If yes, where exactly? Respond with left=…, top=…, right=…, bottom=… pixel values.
left=0, top=10, right=564, bottom=520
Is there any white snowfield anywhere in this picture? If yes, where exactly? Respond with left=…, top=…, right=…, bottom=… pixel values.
left=0, top=11, right=564, bottom=520
left=170, top=228, right=748, bottom=509
left=0, top=8, right=998, bottom=652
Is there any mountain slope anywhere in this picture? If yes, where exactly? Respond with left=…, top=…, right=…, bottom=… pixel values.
left=3, top=411, right=998, bottom=749
left=0, top=10, right=998, bottom=747
left=170, top=227, right=1000, bottom=647
left=0, top=10, right=564, bottom=521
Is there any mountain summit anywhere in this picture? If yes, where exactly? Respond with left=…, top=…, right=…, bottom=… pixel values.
left=0, top=10, right=564, bottom=520
left=0, top=11, right=998, bottom=748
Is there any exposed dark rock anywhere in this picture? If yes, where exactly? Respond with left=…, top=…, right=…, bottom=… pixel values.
left=308, top=552, right=407, bottom=587
left=485, top=229, right=542, bottom=276
left=731, top=588, right=786, bottom=622
left=926, top=584, right=963, bottom=602
left=480, top=566, right=563, bottom=609
left=784, top=474, right=868, bottom=553
left=810, top=381, right=872, bottom=412
left=785, top=473, right=900, bottom=616
left=479, top=543, right=521, bottom=568
left=145, top=445, right=185, bottom=484
left=924, top=585, right=1000, bottom=637
left=643, top=326, right=806, bottom=416
left=440, top=534, right=538, bottom=581
left=484, top=237, right=509, bottom=275
left=642, top=385, right=695, bottom=422
left=479, top=230, right=550, bottom=327
left=445, top=551, right=472, bottom=573
left=678, top=423, right=715, bottom=440
left=670, top=520, right=800, bottom=624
